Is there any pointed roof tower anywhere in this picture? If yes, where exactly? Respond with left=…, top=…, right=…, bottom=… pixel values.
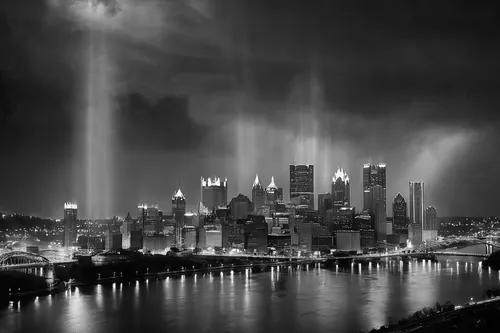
left=267, top=176, right=278, bottom=190
left=253, top=174, right=262, bottom=189
left=124, top=212, right=133, bottom=222
left=173, top=188, right=185, bottom=200
left=333, top=167, right=350, bottom=184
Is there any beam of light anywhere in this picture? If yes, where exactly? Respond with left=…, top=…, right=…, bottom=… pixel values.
left=49, top=0, right=120, bottom=218
left=83, top=29, right=114, bottom=219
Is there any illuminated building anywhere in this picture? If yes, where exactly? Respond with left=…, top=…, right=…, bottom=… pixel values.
left=200, top=176, right=228, bottom=212
left=331, top=167, right=350, bottom=207
left=289, top=164, right=314, bottom=209
left=205, top=224, right=222, bottom=248
left=318, top=193, right=332, bottom=221
left=392, top=193, right=408, bottom=235
left=172, top=188, right=186, bottom=245
left=229, top=194, right=253, bottom=220
left=355, top=211, right=376, bottom=248
left=265, top=176, right=283, bottom=204
left=362, top=163, right=386, bottom=211
left=120, top=212, right=134, bottom=249
left=197, top=202, right=210, bottom=226
left=251, top=174, right=265, bottom=211
left=423, top=206, right=438, bottom=241
left=184, top=212, right=197, bottom=227
left=143, top=235, right=169, bottom=253
left=338, top=207, right=355, bottom=230
left=63, top=202, right=77, bottom=248
left=182, top=226, right=197, bottom=249
left=137, top=204, right=162, bottom=236
left=367, top=185, right=386, bottom=242
left=409, top=181, right=424, bottom=245
left=222, top=221, right=245, bottom=249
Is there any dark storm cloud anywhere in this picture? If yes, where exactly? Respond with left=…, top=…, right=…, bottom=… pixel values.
left=117, top=92, right=207, bottom=151
left=0, top=1, right=78, bottom=153
left=1, top=0, right=500, bottom=216
left=230, top=0, right=500, bottom=128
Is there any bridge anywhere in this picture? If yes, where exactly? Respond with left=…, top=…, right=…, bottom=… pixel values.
left=328, top=251, right=488, bottom=261
left=0, top=251, right=51, bottom=269
left=195, top=249, right=489, bottom=263
left=0, top=250, right=75, bottom=270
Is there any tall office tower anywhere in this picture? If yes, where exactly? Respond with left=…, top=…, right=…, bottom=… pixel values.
left=137, top=204, right=161, bottom=236
left=289, top=164, right=314, bottom=209
left=252, top=174, right=265, bottom=211
left=423, top=206, right=438, bottom=241
left=367, top=185, right=386, bottom=242
left=201, top=176, right=228, bottom=212
left=392, top=193, right=408, bottom=235
left=332, top=167, right=350, bottom=207
left=63, top=202, right=78, bottom=248
left=409, top=181, right=424, bottom=245
left=355, top=210, right=376, bottom=248
left=362, top=163, right=387, bottom=210
left=172, top=188, right=186, bottom=246
left=318, top=193, right=332, bottom=221
left=120, top=212, right=134, bottom=249
left=265, top=176, right=283, bottom=204
left=137, top=204, right=146, bottom=231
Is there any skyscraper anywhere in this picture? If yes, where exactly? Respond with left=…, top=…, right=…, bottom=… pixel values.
left=137, top=204, right=161, bottom=236
left=318, top=193, right=332, bottom=221
left=366, top=185, right=386, bottom=242
left=423, top=206, right=438, bottom=241
left=63, top=202, right=78, bottom=248
left=201, top=176, right=228, bottom=212
left=120, top=212, right=133, bottom=249
left=229, top=194, right=253, bottom=220
left=289, top=164, right=314, bottom=209
left=409, top=181, right=424, bottom=245
left=332, top=167, right=350, bottom=207
left=392, top=193, right=408, bottom=235
left=265, top=176, right=283, bottom=204
left=363, top=163, right=386, bottom=210
left=172, top=188, right=186, bottom=245
left=252, top=174, right=265, bottom=210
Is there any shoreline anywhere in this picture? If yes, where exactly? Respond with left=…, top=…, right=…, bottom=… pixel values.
left=6, top=260, right=302, bottom=300
left=369, top=297, right=500, bottom=333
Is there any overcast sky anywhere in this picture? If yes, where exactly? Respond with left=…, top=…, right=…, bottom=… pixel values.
left=1, top=0, right=499, bottom=218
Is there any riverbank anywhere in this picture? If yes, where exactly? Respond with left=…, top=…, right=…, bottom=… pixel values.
left=69, top=259, right=295, bottom=287
left=0, top=271, right=50, bottom=304
left=1, top=256, right=311, bottom=300
left=482, top=250, right=500, bottom=270
left=369, top=297, right=500, bottom=333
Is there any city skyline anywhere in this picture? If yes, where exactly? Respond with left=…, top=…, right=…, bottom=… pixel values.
left=1, top=0, right=500, bottom=219
left=2, top=2, right=500, bottom=333
left=8, top=163, right=435, bottom=223
left=0, top=163, right=443, bottom=220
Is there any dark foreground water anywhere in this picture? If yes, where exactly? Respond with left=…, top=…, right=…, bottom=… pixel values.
left=2, top=246, right=500, bottom=333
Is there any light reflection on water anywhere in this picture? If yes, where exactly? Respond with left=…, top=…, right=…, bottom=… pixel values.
left=1, top=256, right=500, bottom=333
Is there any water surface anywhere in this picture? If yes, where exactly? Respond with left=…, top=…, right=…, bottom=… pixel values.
left=2, top=249, right=499, bottom=333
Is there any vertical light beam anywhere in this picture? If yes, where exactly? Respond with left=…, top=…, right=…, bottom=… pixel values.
left=85, top=29, right=113, bottom=219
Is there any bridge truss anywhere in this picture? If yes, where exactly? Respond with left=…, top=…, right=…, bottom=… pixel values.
left=0, top=251, right=51, bottom=267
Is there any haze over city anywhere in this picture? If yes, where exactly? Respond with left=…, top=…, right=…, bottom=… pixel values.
left=1, top=0, right=499, bottom=219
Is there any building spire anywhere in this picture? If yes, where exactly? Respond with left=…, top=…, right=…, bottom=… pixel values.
left=267, top=176, right=277, bottom=190
left=253, top=173, right=261, bottom=188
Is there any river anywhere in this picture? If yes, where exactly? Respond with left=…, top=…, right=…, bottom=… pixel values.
left=1, top=245, right=499, bottom=333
